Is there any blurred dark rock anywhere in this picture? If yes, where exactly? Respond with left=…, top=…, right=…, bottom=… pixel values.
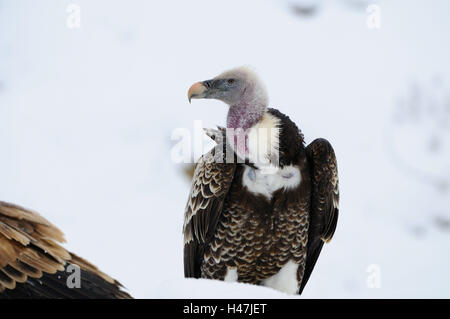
left=434, top=215, right=450, bottom=232
left=410, top=225, right=427, bottom=238
left=289, top=4, right=319, bottom=17
left=428, top=135, right=441, bottom=153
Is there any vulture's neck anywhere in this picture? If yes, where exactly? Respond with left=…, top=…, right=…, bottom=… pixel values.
left=225, top=90, right=274, bottom=165
left=226, top=104, right=265, bottom=131
left=226, top=87, right=267, bottom=130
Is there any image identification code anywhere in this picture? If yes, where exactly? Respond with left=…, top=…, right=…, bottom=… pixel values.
left=183, top=303, right=267, bottom=317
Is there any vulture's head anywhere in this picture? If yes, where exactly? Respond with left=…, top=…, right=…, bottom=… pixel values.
left=188, top=67, right=276, bottom=163
left=187, top=67, right=268, bottom=110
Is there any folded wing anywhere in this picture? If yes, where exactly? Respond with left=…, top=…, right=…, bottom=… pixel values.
left=0, top=201, right=131, bottom=299
left=183, top=145, right=236, bottom=278
left=300, top=138, right=339, bottom=294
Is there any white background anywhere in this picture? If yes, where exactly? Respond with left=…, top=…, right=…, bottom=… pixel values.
left=0, top=0, right=449, bottom=298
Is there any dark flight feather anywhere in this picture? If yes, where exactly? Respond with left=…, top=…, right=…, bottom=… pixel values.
left=0, top=201, right=131, bottom=299
left=299, top=138, right=339, bottom=294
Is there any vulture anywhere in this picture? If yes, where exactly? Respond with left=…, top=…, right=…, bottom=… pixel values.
left=184, top=67, right=339, bottom=294
left=0, top=201, right=131, bottom=298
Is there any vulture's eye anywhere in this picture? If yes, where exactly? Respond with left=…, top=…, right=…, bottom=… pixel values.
left=227, top=79, right=235, bottom=85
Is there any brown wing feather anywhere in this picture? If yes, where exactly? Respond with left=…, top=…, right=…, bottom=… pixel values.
left=183, top=144, right=236, bottom=278
left=300, top=138, right=339, bottom=294
left=0, top=201, right=131, bottom=298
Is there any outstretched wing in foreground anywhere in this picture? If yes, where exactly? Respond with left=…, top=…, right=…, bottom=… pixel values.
left=0, top=201, right=131, bottom=299
left=300, top=138, right=339, bottom=294
left=183, top=145, right=236, bottom=278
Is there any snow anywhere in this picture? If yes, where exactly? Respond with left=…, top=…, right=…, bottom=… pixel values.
left=0, top=0, right=449, bottom=298
left=156, top=278, right=295, bottom=299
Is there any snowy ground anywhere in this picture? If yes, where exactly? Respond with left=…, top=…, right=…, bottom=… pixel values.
left=0, top=0, right=449, bottom=298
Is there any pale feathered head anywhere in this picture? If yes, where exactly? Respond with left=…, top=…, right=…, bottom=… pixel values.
left=188, top=66, right=268, bottom=108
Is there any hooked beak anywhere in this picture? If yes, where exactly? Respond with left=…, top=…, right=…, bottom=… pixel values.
left=187, top=81, right=208, bottom=103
